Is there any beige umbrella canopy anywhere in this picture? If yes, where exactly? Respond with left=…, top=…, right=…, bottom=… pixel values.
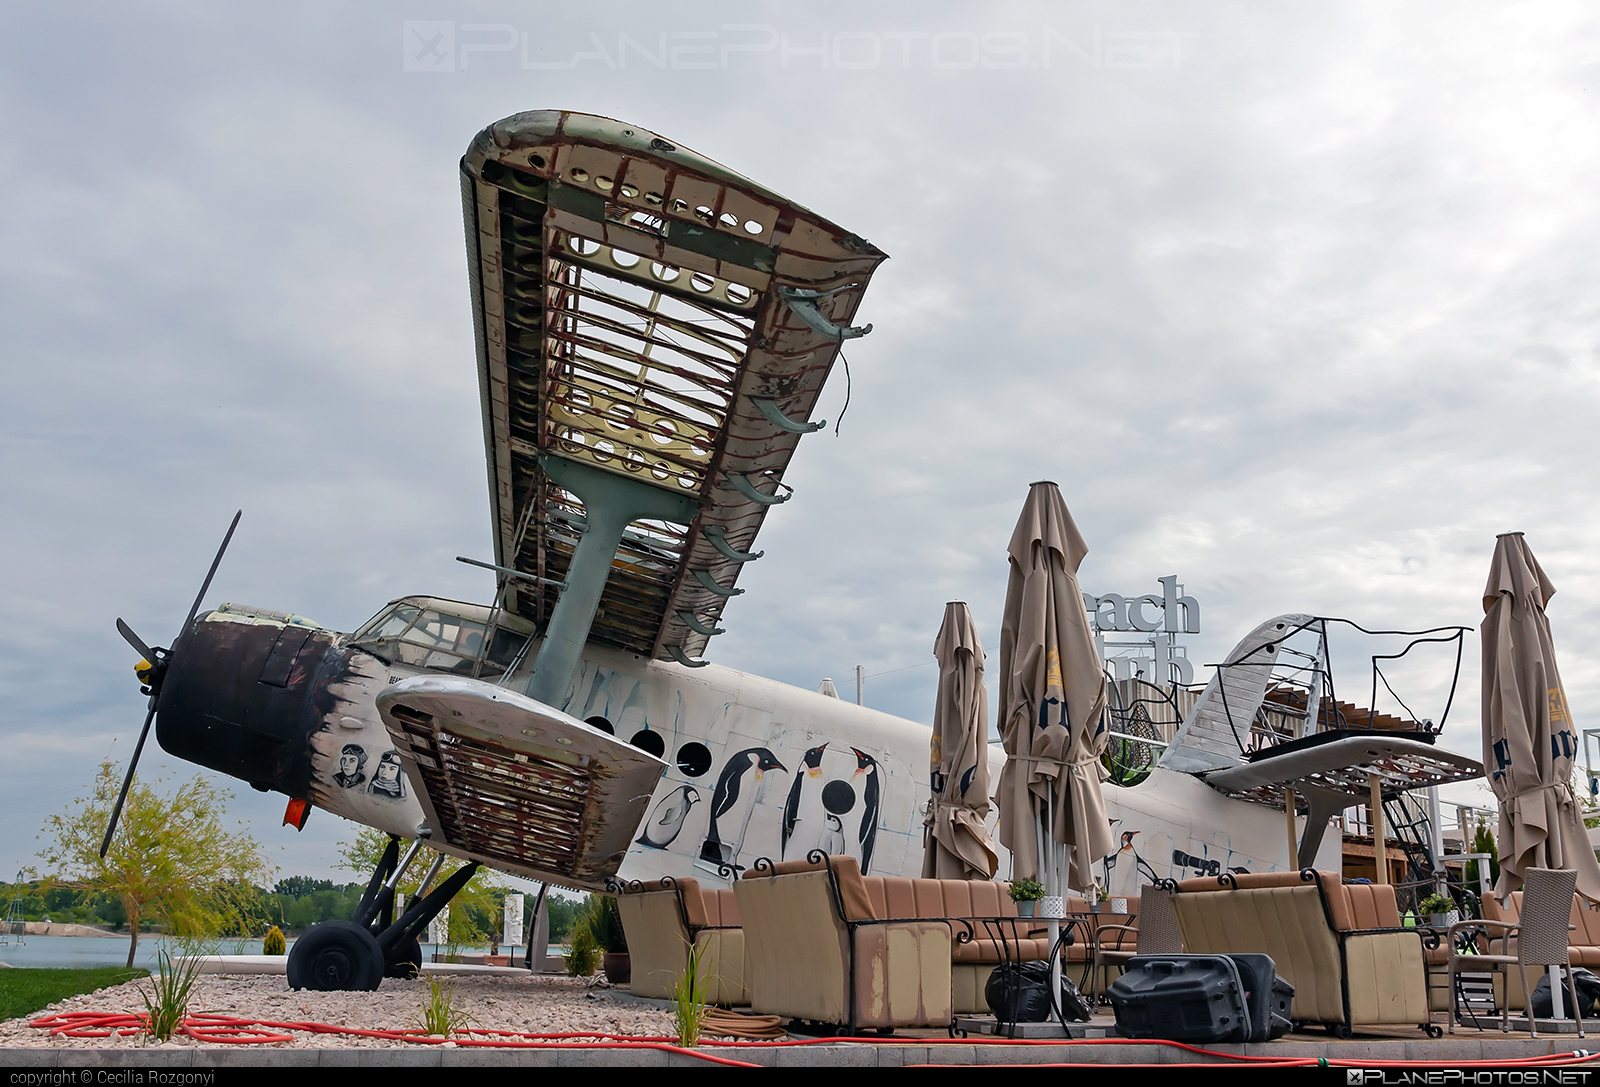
left=1482, top=532, right=1600, bottom=904
left=996, top=482, right=1112, bottom=892
left=923, top=601, right=999, bottom=880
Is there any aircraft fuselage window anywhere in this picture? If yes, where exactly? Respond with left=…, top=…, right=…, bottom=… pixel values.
left=676, top=742, right=712, bottom=777
left=630, top=729, right=665, bottom=758
left=350, top=603, right=528, bottom=678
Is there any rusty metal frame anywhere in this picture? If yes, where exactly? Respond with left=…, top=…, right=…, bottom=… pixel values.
left=462, top=111, right=886, bottom=664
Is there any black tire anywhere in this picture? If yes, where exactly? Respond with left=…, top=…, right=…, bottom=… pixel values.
left=384, top=936, right=424, bottom=980
left=287, top=920, right=384, bottom=991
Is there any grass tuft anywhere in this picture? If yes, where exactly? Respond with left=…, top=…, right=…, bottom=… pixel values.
left=671, top=938, right=709, bottom=1048
left=141, top=946, right=203, bottom=1042
left=414, top=973, right=472, bottom=1037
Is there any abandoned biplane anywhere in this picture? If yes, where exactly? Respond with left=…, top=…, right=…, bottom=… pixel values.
left=103, top=111, right=1484, bottom=991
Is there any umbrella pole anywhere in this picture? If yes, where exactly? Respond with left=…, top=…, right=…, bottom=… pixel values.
left=1044, top=791, right=1062, bottom=1017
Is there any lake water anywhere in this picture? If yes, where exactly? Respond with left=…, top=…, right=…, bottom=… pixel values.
left=0, top=935, right=265, bottom=970
left=0, top=936, right=535, bottom=970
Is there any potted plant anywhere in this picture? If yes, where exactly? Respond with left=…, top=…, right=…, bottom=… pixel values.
left=590, top=895, right=630, bottom=983
left=1419, top=893, right=1458, bottom=929
left=1009, top=877, right=1045, bottom=918
left=1087, top=883, right=1106, bottom=915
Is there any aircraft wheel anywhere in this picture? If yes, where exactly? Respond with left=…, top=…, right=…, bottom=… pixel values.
left=287, top=920, right=384, bottom=991
left=384, top=936, right=424, bottom=979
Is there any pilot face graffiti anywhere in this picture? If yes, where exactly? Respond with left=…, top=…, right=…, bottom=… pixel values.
left=368, top=750, right=406, bottom=799
left=333, top=744, right=368, bottom=789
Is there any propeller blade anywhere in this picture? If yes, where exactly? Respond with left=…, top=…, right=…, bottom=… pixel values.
left=99, top=702, right=157, bottom=859
left=115, top=619, right=155, bottom=664
left=171, top=510, right=241, bottom=654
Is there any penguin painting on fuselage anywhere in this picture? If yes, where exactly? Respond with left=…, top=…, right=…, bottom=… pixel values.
left=781, top=742, right=828, bottom=859
left=850, top=747, right=881, bottom=874
left=637, top=785, right=700, bottom=849
left=700, top=747, right=786, bottom=870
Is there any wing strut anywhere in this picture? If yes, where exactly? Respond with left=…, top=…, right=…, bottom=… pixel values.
left=525, top=454, right=698, bottom=706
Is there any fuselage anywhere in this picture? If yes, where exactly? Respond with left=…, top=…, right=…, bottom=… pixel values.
left=155, top=598, right=1339, bottom=889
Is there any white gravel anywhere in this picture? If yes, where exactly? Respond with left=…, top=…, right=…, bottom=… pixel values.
left=0, top=973, right=677, bottom=1050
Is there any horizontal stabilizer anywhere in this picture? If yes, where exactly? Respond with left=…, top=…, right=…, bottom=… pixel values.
left=1202, top=733, right=1482, bottom=807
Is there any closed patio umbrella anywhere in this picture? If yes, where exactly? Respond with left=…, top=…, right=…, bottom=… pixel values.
left=996, top=482, right=1112, bottom=894
left=923, top=601, right=999, bottom=880
left=1482, top=532, right=1600, bottom=905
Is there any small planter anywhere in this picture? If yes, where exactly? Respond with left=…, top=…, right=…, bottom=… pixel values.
left=1088, top=901, right=1102, bottom=915
left=1426, top=911, right=1459, bottom=929
left=603, top=952, right=631, bottom=984
left=1015, top=900, right=1037, bottom=918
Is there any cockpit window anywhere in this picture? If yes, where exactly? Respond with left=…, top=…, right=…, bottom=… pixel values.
left=351, top=603, right=528, bottom=677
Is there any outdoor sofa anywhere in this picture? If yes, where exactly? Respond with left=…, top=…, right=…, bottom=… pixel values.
left=612, top=875, right=747, bottom=1005
left=1170, top=869, right=1437, bottom=1037
left=854, top=873, right=1064, bottom=1013
left=735, top=854, right=979, bottom=1033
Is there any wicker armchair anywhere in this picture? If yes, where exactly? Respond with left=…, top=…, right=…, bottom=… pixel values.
left=1094, top=882, right=1182, bottom=993
left=1448, top=867, right=1585, bottom=1038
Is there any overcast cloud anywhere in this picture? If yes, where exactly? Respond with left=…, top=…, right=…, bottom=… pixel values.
left=3, top=2, right=1597, bottom=881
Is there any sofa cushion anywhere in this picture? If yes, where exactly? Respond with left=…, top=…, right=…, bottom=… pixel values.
left=702, top=887, right=741, bottom=928
left=1572, top=895, right=1600, bottom=946
left=625, top=877, right=708, bottom=929
left=966, top=880, right=1016, bottom=919
left=1175, top=870, right=1399, bottom=933
left=853, top=922, right=952, bottom=1029
left=745, top=854, right=877, bottom=921
left=952, top=936, right=1052, bottom=963
left=1482, top=891, right=1521, bottom=925
left=1172, top=880, right=1347, bottom=1024
left=1343, top=883, right=1402, bottom=929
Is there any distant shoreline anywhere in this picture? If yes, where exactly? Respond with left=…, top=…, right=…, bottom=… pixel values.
left=15, top=922, right=122, bottom=939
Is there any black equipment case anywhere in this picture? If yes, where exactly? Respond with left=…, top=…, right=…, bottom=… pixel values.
left=1106, top=953, right=1294, bottom=1043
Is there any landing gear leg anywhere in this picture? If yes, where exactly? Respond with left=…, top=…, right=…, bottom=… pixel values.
left=288, top=834, right=479, bottom=990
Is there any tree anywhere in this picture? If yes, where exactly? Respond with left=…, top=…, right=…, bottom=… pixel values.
left=1465, top=819, right=1501, bottom=892
left=36, top=760, right=273, bottom=968
left=339, top=826, right=511, bottom=950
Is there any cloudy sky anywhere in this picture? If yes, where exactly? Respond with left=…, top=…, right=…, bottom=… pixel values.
left=3, top=2, right=1597, bottom=883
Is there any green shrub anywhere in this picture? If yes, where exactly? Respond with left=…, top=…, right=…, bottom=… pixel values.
left=1466, top=822, right=1500, bottom=890
left=261, top=925, right=286, bottom=956
left=587, top=895, right=627, bottom=954
left=565, top=923, right=600, bottom=977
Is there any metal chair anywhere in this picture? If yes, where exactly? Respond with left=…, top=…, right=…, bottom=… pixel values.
left=1094, top=882, right=1183, bottom=991
left=1448, top=867, right=1583, bottom=1037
